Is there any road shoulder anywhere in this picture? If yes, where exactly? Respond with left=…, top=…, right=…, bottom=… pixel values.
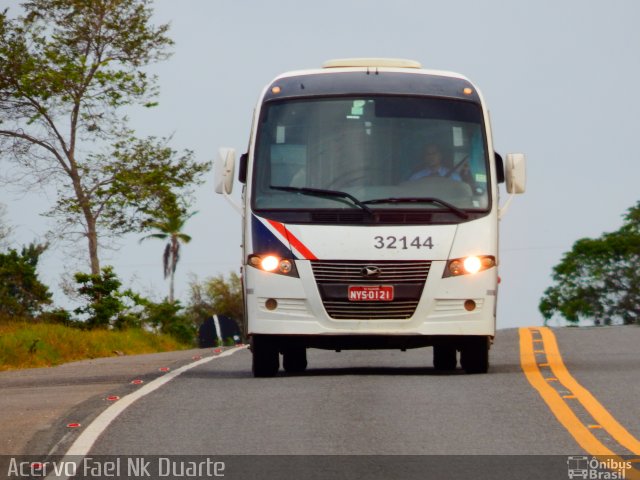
left=0, top=348, right=220, bottom=455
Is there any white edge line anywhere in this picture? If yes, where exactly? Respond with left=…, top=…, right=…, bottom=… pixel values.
left=45, top=347, right=247, bottom=480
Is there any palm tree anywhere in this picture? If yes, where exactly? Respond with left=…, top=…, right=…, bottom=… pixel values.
left=140, top=209, right=195, bottom=303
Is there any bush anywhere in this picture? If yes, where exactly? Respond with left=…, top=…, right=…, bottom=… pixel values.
left=73, top=266, right=144, bottom=329
left=70, top=266, right=196, bottom=344
left=142, top=299, right=195, bottom=345
left=38, top=308, right=75, bottom=327
left=0, top=243, right=52, bottom=319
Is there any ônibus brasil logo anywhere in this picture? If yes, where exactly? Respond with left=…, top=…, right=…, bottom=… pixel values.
left=567, top=456, right=633, bottom=479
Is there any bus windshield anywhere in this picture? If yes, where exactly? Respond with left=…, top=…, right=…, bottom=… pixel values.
left=252, top=96, right=490, bottom=217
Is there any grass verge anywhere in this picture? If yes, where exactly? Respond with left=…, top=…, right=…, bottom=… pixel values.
left=0, top=321, right=190, bottom=371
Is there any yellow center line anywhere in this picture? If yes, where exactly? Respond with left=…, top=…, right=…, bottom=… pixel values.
left=520, top=327, right=640, bottom=480
left=519, top=327, right=615, bottom=455
left=519, top=327, right=640, bottom=480
left=537, top=326, right=640, bottom=456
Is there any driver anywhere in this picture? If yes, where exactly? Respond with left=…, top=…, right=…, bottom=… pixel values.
left=408, top=144, right=462, bottom=181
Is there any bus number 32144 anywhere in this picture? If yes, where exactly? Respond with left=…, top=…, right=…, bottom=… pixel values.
left=373, top=236, right=434, bottom=250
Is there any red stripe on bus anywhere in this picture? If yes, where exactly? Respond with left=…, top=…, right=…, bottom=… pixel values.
left=266, top=219, right=318, bottom=260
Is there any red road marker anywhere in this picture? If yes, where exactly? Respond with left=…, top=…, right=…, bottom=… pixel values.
left=159, top=367, right=170, bottom=372
left=67, top=423, right=81, bottom=428
left=106, top=395, right=120, bottom=401
left=131, top=379, right=144, bottom=385
left=214, top=348, right=222, bottom=354
left=192, top=355, right=202, bottom=360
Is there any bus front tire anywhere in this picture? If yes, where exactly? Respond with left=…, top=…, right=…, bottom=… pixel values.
left=460, top=336, right=490, bottom=374
left=251, top=335, right=279, bottom=377
left=283, top=347, right=308, bottom=373
left=433, top=344, right=457, bottom=371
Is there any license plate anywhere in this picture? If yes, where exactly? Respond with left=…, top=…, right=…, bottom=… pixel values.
left=348, top=285, right=394, bottom=302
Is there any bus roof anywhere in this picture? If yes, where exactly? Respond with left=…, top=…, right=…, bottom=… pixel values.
left=322, top=58, right=422, bottom=69
left=263, top=62, right=481, bottom=104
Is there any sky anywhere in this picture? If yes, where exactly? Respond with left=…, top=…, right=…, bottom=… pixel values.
left=1, top=0, right=639, bottom=329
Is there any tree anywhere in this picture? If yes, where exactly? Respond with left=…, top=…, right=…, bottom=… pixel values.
left=0, top=203, right=12, bottom=249
left=0, top=242, right=52, bottom=318
left=0, top=1, right=209, bottom=276
left=139, top=207, right=194, bottom=303
left=539, top=201, right=640, bottom=325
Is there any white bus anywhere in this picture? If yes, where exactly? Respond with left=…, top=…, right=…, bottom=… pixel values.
left=215, top=58, right=525, bottom=377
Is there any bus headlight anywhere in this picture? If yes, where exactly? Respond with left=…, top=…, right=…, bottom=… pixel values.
left=444, top=255, right=495, bottom=277
left=463, top=256, right=482, bottom=274
left=248, top=254, right=298, bottom=277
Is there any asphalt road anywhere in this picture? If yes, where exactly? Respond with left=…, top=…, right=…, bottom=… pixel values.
left=0, top=348, right=213, bottom=455
left=84, top=329, right=576, bottom=456
left=2, top=326, right=639, bottom=480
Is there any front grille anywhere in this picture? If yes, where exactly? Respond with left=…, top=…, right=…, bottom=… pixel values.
left=320, top=300, right=421, bottom=319
left=311, top=260, right=431, bottom=284
left=310, top=260, right=431, bottom=319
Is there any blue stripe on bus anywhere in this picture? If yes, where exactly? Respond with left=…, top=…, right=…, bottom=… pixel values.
left=251, top=215, right=294, bottom=258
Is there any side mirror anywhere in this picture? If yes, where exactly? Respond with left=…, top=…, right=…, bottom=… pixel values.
left=215, top=148, right=236, bottom=195
left=505, top=153, right=526, bottom=194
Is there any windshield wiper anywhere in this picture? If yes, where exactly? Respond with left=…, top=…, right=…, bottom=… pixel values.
left=270, top=186, right=375, bottom=217
left=361, top=197, right=469, bottom=219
